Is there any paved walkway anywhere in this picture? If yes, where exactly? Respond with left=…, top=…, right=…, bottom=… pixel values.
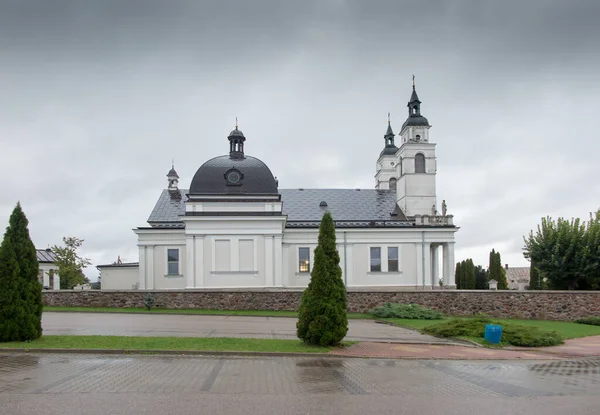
left=1, top=353, right=599, bottom=414
left=41, top=312, right=454, bottom=344
left=331, top=336, right=600, bottom=360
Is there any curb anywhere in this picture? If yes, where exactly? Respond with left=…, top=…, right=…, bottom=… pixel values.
left=0, top=348, right=342, bottom=358
left=0, top=348, right=563, bottom=361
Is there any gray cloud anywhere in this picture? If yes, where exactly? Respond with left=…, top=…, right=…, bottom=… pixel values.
left=1, top=0, right=599, bottom=276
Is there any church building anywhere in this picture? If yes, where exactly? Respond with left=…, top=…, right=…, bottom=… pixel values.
left=98, top=84, right=458, bottom=290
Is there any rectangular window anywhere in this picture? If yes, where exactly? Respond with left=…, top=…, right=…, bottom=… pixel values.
left=388, top=247, right=399, bottom=272
left=370, top=247, right=381, bottom=272
left=167, top=249, right=179, bottom=275
left=299, top=247, right=310, bottom=273
left=215, top=240, right=230, bottom=271
left=239, top=239, right=254, bottom=271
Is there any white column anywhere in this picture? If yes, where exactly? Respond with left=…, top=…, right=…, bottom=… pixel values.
left=431, top=245, right=439, bottom=288
left=195, top=236, right=204, bottom=288
left=265, top=235, right=274, bottom=287
left=443, top=242, right=456, bottom=287
left=186, top=235, right=195, bottom=288
left=146, top=246, right=155, bottom=289
left=138, top=246, right=146, bottom=289
left=274, top=235, right=283, bottom=287
left=53, top=272, right=61, bottom=290
left=422, top=242, right=431, bottom=290
left=415, top=242, right=423, bottom=287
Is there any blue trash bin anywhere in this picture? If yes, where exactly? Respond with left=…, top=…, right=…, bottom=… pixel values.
left=484, top=324, right=503, bottom=344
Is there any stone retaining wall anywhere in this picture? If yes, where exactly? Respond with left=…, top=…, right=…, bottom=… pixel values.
left=42, top=289, right=600, bottom=321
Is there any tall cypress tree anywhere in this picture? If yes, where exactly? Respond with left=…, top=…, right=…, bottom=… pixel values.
left=297, top=212, right=348, bottom=346
left=465, top=259, right=476, bottom=289
left=0, top=203, right=43, bottom=342
left=455, top=262, right=462, bottom=289
left=529, top=261, right=542, bottom=290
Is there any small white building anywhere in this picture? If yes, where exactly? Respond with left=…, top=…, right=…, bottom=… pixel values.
left=103, top=84, right=458, bottom=290
left=36, top=249, right=60, bottom=290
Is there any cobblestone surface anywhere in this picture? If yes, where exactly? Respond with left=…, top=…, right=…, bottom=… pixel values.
left=1, top=353, right=598, bottom=398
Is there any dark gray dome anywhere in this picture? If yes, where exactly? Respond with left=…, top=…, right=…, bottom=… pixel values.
left=402, top=115, right=429, bottom=130
left=189, top=155, right=278, bottom=195
left=229, top=129, right=245, bottom=138
left=380, top=145, right=398, bottom=156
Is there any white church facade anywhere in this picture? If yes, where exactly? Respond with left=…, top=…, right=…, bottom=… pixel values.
left=98, top=85, right=458, bottom=290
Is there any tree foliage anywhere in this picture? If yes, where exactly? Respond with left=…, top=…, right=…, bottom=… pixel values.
left=455, top=261, right=462, bottom=289
left=51, top=237, right=91, bottom=289
left=523, top=210, right=600, bottom=290
left=529, top=262, right=543, bottom=290
left=475, top=265, right=488, bottom=290
left=455, top=259, right=477, bottom=289
left=297, top=212, right=348, bottom=346
left=0, top=203, right=43, bottom=342
left=488, top=249, right=508, bottom=290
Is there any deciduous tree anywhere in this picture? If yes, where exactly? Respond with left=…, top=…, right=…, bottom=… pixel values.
left=51, top=237, right=91, bottom=289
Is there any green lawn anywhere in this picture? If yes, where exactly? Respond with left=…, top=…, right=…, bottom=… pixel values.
left=0, top=335, right=336, bottom=353
left=382, top=317, right=600, bottom=340
left=43, top=306, right=373, bottom=319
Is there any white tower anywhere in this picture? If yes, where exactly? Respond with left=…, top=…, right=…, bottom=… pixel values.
left=375, top=113, right=399, bottom=190
left=396, top=78, right=437, bottom=217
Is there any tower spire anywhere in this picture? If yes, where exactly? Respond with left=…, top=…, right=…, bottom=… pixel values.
left=412, top=74, right=415, bottom=89
left=235, top=116, right=238, bottom=130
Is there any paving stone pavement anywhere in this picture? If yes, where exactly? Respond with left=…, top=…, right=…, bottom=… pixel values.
left=41, top=312, right=454, bottom=344
left=1, top=353, right=599, bottom=414
left=330, top=342, right=563, bottom=360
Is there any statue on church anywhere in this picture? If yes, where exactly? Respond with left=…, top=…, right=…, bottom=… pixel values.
left=442, top=200, right=447, bottom=216
left=431, top=204, right=438, bottom=216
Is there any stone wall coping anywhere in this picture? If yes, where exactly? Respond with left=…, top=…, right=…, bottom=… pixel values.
left=47, top=288, right=600, bottom=294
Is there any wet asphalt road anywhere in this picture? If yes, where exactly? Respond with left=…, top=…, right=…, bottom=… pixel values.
left=1, top=353, right=599, bottom=414
left=41, top=312, right=452, bottom=343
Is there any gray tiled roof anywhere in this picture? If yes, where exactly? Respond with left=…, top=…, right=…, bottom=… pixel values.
left=146, top=188, right=408, bottom=228
left=280, top=189, right=406, bottom=223
left=36, top=249, right=57, bottom=263
left=147, top=189, right=187, bottom=226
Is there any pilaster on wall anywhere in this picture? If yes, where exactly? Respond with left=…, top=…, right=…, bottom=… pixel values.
left=138, top=246, right=146, bottom=290
left=146, top=246, right=155, bottom=290
left=186, top=236, right=194, bottom=289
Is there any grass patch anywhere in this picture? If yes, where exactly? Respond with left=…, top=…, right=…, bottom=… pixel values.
left=576, top=317, right=600, bottom=327
left=43, top=306, right=373, bottom=320
left=0, top=335, right=338, bottom=353
left=422, top=317, right=563, bottom=347
left=371, top=303, right=443, bottom=320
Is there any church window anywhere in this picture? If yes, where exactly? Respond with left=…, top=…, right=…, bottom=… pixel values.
left=167, top=249, right=180, bottom=275
left=388, top=247, right=399, bottom=272
left=299, top=247, right=310, bottom=273
left=389, top=178, right=397, bottom=191
left=415, top=153, right=426, bottom=173
left=370, top=247, right=381, bottom=272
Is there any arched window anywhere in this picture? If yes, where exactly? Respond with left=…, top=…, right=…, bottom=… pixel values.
left=389, top=178, right=397, bottom=191
left=415, top=153, right=426, bottom=173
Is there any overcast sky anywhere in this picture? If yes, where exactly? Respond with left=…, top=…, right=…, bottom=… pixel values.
left=1, top=0, right=599, bottom=279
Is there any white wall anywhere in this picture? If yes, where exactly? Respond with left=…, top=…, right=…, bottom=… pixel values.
left=100, top=267, right=139, bottom=290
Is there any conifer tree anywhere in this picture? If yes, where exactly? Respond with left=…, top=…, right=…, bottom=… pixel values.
left=0, top=203, right=43, bottom=342
left=455, top=261, right=462, bottom=289
left=297, top=212, right=348, bottom=346
left=465, top=259, right=476, bottom=289
left=529, top=261, right=542, bottom=290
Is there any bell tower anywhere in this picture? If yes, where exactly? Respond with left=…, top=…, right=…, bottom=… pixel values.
left=396, top=77, right=438, bottom=217
left=375, top=113, right=399, bottom=190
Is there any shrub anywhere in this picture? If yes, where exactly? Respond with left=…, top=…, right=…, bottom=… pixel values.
left=575, top=317, right=600, bottom=326
left=423, top=318, right=563, bottom=347
left=371, top=303, right=443, bottom=320
left=297, top=212, right=348, bottom=346
left=144, top=294, right=155, bottom=310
